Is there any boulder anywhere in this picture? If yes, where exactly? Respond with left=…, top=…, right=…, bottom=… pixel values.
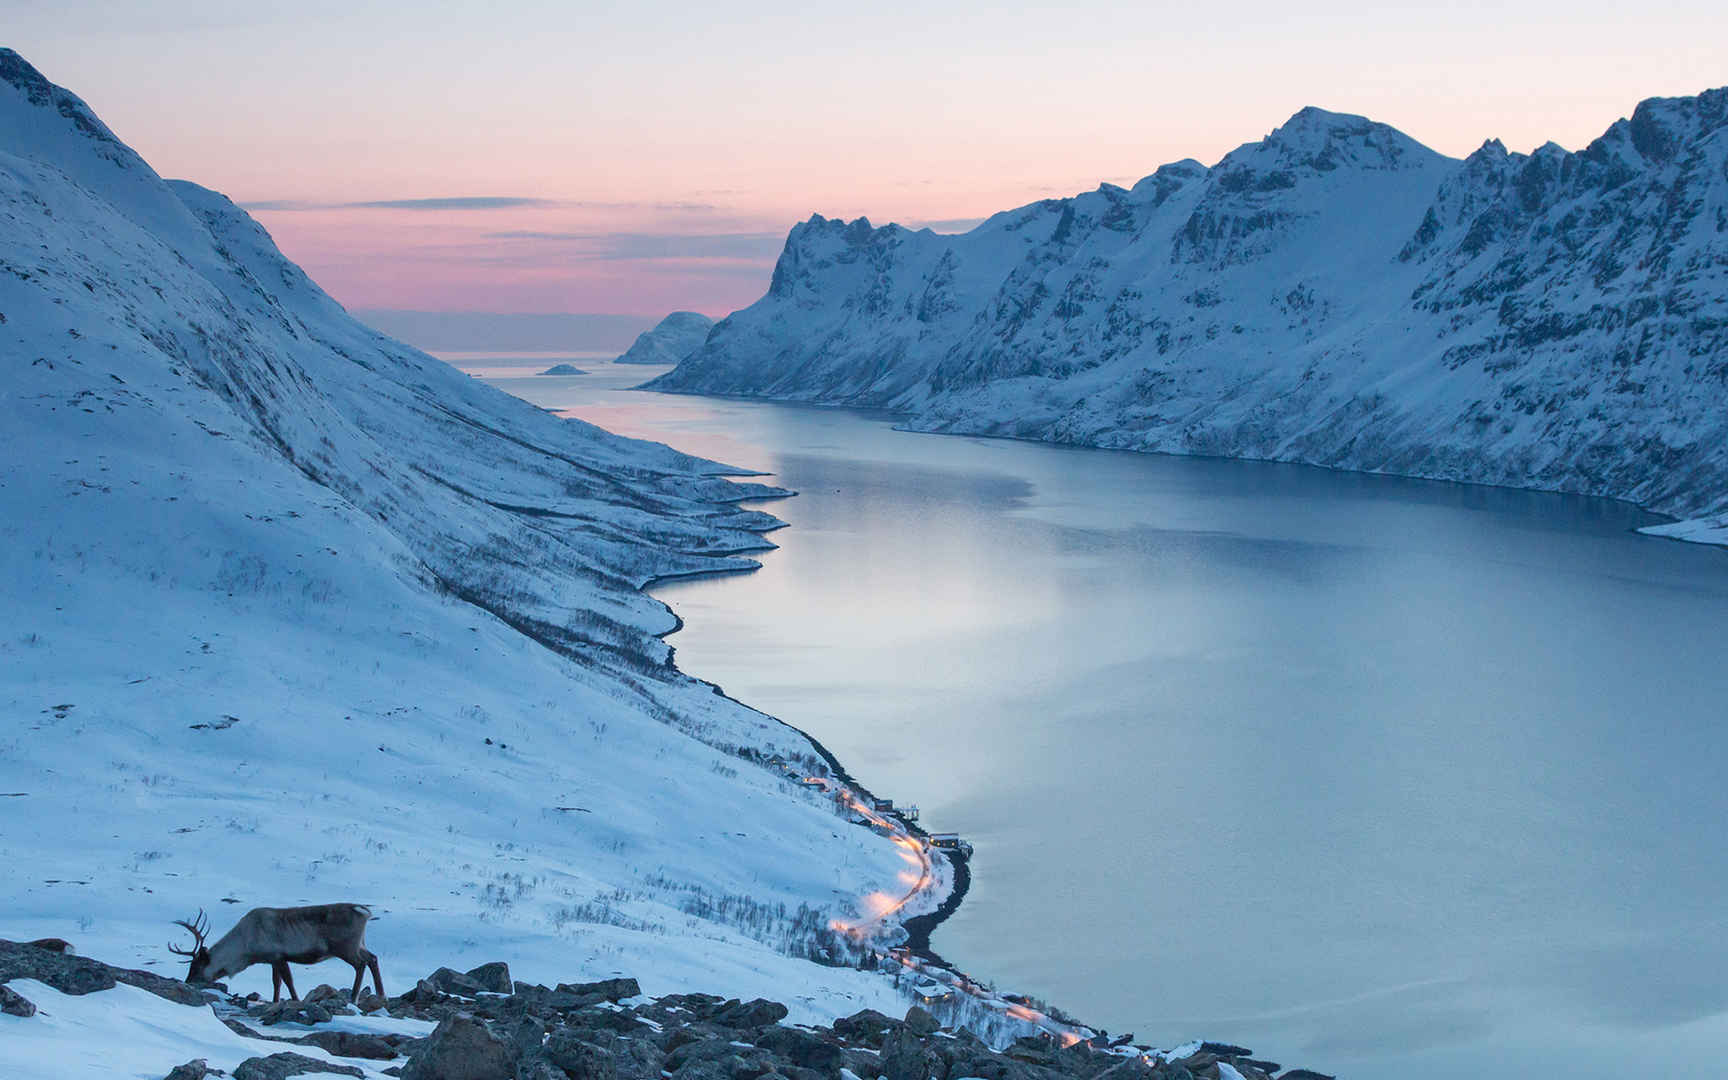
left=901, top=1006, right=939, bottom=1038
left=464, top=962, right=512, bottom=995
left=0, top=937, right=204, bottom=1005
left=753, top=1027, right=842, bottom=1071
left=1, top=982, right=37, bottom=1017
left=879, top=1023, right=941, bottom=1080
left=162, top=1062, right=212, bottom=1080
left=258, top=999, right=333, bottom=1027
left=553, top=977, right=641, bottom=1005
left=708, top=998, right=787, bottom=1029
left=831, top=1008, right=897, bottom=1047
left=426, top=968, right=487, bottom=998
left=296, top=1029, right=399, bottom=1060
left=544, top=1030, right=618, bottom=1080
left=400, top=1013, right=514, bottom=1080
left=232, top=1052, right=363, bottom=1080
left=304, top=985, right=346, bottom=1006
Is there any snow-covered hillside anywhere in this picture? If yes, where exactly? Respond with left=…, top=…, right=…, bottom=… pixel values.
left=649, top=93, right=1728, bottom=538
left=0, top=47, right=932, bottom=1032
left=615, top=312, right=715, bottom=364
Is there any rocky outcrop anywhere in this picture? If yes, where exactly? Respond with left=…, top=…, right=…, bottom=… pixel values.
left=231, top=1052, right=363, bottom=1080
left=0, top=941, right=1329, bottom=1080
left=0, top=937, right=205, bottom=1006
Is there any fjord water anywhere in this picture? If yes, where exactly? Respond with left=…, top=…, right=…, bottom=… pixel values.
left=475, top=358, right=1728, bottom=1079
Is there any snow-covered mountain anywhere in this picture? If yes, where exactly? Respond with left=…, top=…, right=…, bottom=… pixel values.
left=649, top=93, right=1728, bottom=542
left=0, top=47, right=930, bottom=1028
left=614, top=311, right=715, bottom=364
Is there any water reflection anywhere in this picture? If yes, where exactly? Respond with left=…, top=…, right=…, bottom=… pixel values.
left=469, top=356, right=1728, bottom=1079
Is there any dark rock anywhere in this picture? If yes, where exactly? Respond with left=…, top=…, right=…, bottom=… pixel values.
left=554, top=978, right=641, bottom=1005
left=297, top=1029, right=399, bottom=1060
left=1199, top=1044, right=1252, bottom=1059
left=232, top=1052, right=364, bottom=1080
left=661, top=1028, right=703, bottom=1054
left=426, top=968, right=487, bottom=998
left=610, top=1031, right=667, bottom=1080
left=508, top=1014, right=548, bottom=1058
left=1003, top=1037, right=1054, bottom=1066
left=465, top=962, right=513, bottom=995
left=25, top=937, right=74, bottom=954
left=162, top=1061, right=212, bottom=1080
left=831, top=1008, right=897, bottom=1048
left=902, top=1006, right=939, bottom=1037
left=0, top=936, right=205, bottom=1006
left=1, top=982, right=37, bottom=1017
left=880, top=1023, right=941, bottom=1080
left=1239, top=1062, right=1281, bottom=1077
left=304, top=985, right=346, bottom=1006
left=753, top=1026, right=842, bottom=1071
left=357, top=989, right=388, bottom=1013
left=665, top=1036, right=775, bottom=1080
left=1276, top=1072, right=1334, bottom=1080
left=258, top=999, right=334, bottom=1027
left=545, top=1030, right=618, bottom=1080
left=709, top=998, right=788, bottom=1029
left=400, top=1013, right=514, bottom=1080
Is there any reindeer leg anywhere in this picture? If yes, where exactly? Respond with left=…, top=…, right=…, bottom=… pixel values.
left=270, top=963, right=283, bottom=1003
left=350, top=958, right=365, bottom=1001
left=281, top=962, right=298, bottom=1002
left=366, top=950, right=385, bottom=999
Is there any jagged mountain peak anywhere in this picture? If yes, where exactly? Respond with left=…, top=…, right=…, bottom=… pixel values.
left=0, top=48, right=128, bottom=154
left=655, top=85, right=1728, bottom=542
left=1217, top=105, right=1447, bottom=177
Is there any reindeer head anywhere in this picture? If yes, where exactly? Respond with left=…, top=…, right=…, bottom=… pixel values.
left=168, top=909, right=213, bottom=983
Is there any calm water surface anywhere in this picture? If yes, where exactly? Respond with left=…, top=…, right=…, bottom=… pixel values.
left=472, top=357, right=1728, bottom=1079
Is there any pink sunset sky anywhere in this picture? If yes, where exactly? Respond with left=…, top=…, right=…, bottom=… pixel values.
left=10, top=1, right=1726, bottom=323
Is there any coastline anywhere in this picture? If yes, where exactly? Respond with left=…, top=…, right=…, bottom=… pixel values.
left=638, top=382, right=1728, bottom=554
left=637, top=490, right=983, bottom=997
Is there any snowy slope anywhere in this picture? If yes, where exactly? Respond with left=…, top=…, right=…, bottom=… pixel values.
left=0, top=46, right=932, bottom=1037
left=649, top=93, right=1728, bottom=537
left=614, top=311, right=715, bottom=364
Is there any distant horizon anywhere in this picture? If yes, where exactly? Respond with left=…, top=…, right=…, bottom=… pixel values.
left=9, top=1, right=1724, bottom=316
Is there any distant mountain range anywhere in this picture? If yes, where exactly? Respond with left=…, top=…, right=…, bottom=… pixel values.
left=615, top=311, right=716, bottom=364
left=648, top=91, right=1728, bottom=543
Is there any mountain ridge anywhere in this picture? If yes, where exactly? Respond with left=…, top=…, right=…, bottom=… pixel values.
left=649, top=86, right=1728, bottom=544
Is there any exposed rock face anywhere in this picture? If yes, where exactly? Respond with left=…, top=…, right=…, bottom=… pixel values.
left=615, top=312, right=716, bottom=365
left=398, top=1014, right=514, bottom=1080
left=0, top=937, right=205, bottom=1006
left=231, top=1052, right=364, bottom=1080
left=0, top=943, right=1326, bottom=1080
left=649, top=90, right=1728, bottom=535
left=0, top=982, right=37, bottom=1017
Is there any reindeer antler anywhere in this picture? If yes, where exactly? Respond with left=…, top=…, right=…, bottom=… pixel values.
left=168, top=908, right=208, bottom=956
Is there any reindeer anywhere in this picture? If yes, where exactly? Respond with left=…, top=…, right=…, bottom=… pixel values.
left=169, top=904, right=385, bottom=1003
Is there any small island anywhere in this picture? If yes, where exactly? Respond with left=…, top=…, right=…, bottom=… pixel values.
left=538, top=363, right=587, bottom=375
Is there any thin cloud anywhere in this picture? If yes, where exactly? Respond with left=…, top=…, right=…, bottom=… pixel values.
left=342, top=196, right=555, bottom=210
left=241, top=196, right=555, bottom=212
left=479, top=231, right=786, bottom=262
left=239, top=197, right=725, bottom=213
